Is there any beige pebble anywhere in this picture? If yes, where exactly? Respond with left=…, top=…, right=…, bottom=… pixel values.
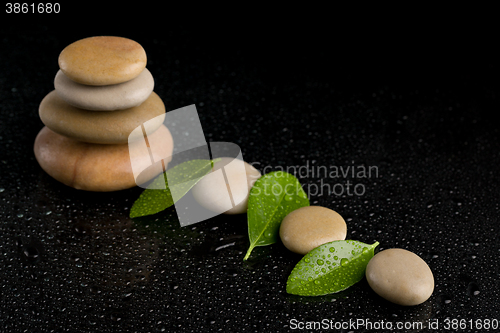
left=39, top=90, right=165, bottom=144
left=54, top=68, right=154, bottom=111
left=279, top=206, right=347, bottom=255
left=191, top=158, right=261, bottom=214
left=58, top=36, right=147, bottom=86
left=366, top=248, right=434, bottom=306
left=34, top=125, right=173, bottom=192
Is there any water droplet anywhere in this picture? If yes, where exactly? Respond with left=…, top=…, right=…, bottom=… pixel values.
left=23, top=246, right=39, bottom=261
left=304, top=258, right=310, bottom=263
left=437, top=294, right=452, bottom=306
left=329, top=247, right=335, bottom=253
left=0, top=188, right=5, bottom=192
left=285, top=195, right=293, bottom=201
left=333, top=256, right=339, bottom=260
left=362, top=247, right=369, bottom=254
left=316, top=259, right=324, bottom=265
left=340, top=258, right=349, bottom=266
left=467, top=282, right=480, bottom=296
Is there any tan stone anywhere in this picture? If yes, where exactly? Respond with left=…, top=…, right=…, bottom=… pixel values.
left=39, top=90, right=165, bottom=144
left=279, top=206, right=347, bottom=255
left=54, top=68, right=154, bottom=111
left=34, top=125, right=173, bottom=192
left=366, top=248, right=434, bottom=306
left=58, top=36, right=147, bottom=86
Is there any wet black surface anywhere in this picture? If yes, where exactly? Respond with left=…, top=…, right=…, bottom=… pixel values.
left=1, top=13, right=500, bottom=333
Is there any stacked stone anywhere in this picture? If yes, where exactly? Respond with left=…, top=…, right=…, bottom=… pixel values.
left=34, top=36, right=174, bottom=192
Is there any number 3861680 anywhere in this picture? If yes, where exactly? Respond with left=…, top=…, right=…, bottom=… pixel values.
left=6, top=3, right=60, bottom=13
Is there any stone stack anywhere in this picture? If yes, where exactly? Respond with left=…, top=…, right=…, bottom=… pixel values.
left=34, top=36, right=173, bottom=191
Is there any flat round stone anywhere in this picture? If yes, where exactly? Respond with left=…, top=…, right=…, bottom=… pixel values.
left=58, top=36, right=147, bottom=86
left=39, top=90, right=165, bottom=144
left=192, top=157, right=262, bottom=214
left=366, top=248, right=434, bottom=306
left=54, top=68, right=154, bottom=111
left=280, top=206, right=347, bottom=255
left=34, top=125, right=173, bottom=192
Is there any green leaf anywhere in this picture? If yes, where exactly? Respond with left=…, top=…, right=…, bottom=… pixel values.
left=130, top=159, right=218, bottom=218
left=286, top=240, right=379, bottom=296
left=243, top=171, right=309, bottom=261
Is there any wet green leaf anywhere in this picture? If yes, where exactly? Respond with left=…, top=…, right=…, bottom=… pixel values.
left=243, top=171, right=309, bottom=261
left=130, top=159, right=217, bottom=218
left=287, top=240, right=379, bottom=296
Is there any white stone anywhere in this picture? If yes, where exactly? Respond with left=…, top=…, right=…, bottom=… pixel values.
left=54, top=68, right=154, bottom=111
left=366, top=248, right=434, bottom=306
left=191, top=158, right=261, bottom=214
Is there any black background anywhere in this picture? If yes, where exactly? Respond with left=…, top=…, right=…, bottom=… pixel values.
left=1, top=6, right=499, bottom=333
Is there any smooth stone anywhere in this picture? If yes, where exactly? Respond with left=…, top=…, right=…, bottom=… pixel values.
left=34, top=125, right=173, bottom=192
left=191, top=158, right=261, bottom=214
left=54, top=68, right=154, bottom=111
left=279, top=206, right=347, bottom=255
left=366, top=248, right=434, bottom=306
left=39, top=90, right=165, bottom=144
left=58, top=36, right=147, bottom=86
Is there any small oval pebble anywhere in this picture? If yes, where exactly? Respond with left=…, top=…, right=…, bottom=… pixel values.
left=366, top=248, right=434, bottom=306
left=191, top=157, right=261, bottom=214
left=279, top=206, right=347, bottom=255
left=34, top=125, right=173, bottom=192
left=54, top=68, right=154, bottom=111
left=39, top=90, right=165, bottom=144
left=59, top=36, right=147, bottom=86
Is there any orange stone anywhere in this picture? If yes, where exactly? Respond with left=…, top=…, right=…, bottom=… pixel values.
left=58, top=36, right=147, bottom=86
left=34, top=125, right=174, bottom=192
left=39, top=90, right=165, bottom=144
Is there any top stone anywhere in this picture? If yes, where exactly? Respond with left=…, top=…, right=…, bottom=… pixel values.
left=58, top=36, right=147, bottom=86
